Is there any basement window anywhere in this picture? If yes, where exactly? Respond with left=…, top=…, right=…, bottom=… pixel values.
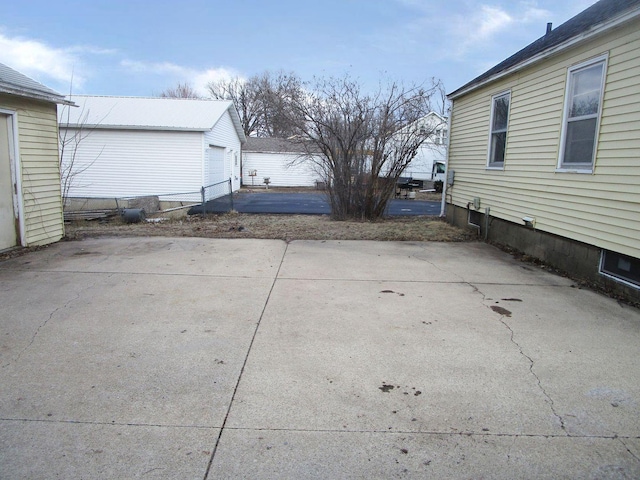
left=600, top=250, right=640, bottom=289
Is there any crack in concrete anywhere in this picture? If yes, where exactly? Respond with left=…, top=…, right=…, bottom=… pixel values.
left=619, top=438, right=640, bottom=463
left=413, top=246, right=467, bottom=283
left=496, top=314, right=568, bottom=434
left=468, top=283, right=568, bottom=436
left=2, top=278, right=99, bottom=369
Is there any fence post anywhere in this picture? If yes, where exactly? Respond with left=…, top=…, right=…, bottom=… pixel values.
left=201, top=186, right=206, bottom=216
left=229, top=178, right=234, bottom=212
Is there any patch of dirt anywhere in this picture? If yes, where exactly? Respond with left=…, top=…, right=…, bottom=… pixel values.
left=64, top=213, right=475, bottom=243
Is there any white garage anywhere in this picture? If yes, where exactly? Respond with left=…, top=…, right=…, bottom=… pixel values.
left=59, top=95, right=246, bottom=206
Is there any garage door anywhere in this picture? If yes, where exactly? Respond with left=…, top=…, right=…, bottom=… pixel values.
left=207, top=146, right=225, bottom=186
left=0, top=114, right=17, bottom=250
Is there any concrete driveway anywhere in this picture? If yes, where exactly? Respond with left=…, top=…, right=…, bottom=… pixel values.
left=1, top=237, right=639, bottom=479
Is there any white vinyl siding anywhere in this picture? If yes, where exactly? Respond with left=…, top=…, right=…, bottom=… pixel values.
left=0, top=95, right=64, bottom=246
left=446, top=19, right=640, bottom=260
left=61, top=129, right=203, bottom=201
left=204, top=110, right=242, bottom=192
left=241, top=151, right=320, bottom=187
left=59, top=98, right=245, bottom=205
left=557, top=55, right=607, bottom=171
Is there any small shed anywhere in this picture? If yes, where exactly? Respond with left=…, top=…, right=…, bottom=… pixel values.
left=241, top=137, right=322, bottom=187
left=0, top=63, right=70, bottom=250
left=59, top=96, right=246, bottom=207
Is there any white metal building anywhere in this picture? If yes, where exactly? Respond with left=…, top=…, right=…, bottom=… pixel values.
left=59, top=96, right=246, bottom=204
left=241, top=137, right=322, bottom=187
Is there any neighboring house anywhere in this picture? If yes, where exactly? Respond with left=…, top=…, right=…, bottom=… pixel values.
left=241, top=137, right=322, bottom=187
left=0, top=63, right=70, bottom=250
left=59, top=96, right=246, bottom=207
left=402, top=112, right=448, bottom=181
left=444, top=0, right=640, bottom=301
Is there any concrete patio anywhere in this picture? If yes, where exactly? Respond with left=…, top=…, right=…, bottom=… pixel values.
left=0, top=237, right=638, bottom=479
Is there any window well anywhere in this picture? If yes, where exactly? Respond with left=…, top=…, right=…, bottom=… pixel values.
left=600, top=250, right=640, bottom=289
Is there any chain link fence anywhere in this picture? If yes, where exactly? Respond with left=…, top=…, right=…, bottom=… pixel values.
left=64, top=179, right=235, bottom=221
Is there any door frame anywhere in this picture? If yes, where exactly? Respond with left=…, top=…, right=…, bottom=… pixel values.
left=0, top=108, right=25, bottom=247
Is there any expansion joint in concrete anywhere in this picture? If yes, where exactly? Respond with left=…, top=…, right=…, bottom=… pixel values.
left=203, top=243, right=289, bottom=480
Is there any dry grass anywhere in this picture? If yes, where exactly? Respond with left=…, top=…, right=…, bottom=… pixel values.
left=65, top=213, right=474, bottom=243
left=63, top=187, right=468, bottom=243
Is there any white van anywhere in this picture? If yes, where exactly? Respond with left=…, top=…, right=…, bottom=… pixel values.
left=432, top=161, right=446, bottom=182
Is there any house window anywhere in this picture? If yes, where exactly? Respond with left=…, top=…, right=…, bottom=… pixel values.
left=434, top=128, right=447, bottom=145
left=600, top=250, right=640, bottom=289
left=558, top=56, right=607, bottom=171
left=487, top=91, right=510, bottom=168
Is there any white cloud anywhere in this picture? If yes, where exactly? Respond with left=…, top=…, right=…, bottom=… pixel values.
left=192, top=68, right=241, bottom=96
left=120, top=59, right=241, bottom=96
left=0, top=31, right=83, bottom=87
left=477, top=6, right=513, bottom=38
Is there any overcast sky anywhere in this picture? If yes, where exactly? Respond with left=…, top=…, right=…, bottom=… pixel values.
left=0, top=0, right=598, bottom=98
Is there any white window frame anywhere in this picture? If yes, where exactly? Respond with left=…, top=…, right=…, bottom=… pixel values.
left=486, top=90, right=511, bottom=170
left=557, top=54, right=608, bottom=173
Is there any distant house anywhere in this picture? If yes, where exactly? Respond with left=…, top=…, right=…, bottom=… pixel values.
left=402, top=112, right=448, bottom=181
left=444, top=0, right=640, bottom=301
left=0, top=63, right=70, bottom=250
left=241, top=137, right=322, bottom=187
left=59, top=96, right=246, bottom=208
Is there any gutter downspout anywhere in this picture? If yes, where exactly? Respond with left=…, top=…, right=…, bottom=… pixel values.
left=439, top=104, right=453, bottom=217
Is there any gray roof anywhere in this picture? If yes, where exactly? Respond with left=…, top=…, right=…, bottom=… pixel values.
left=449, top=0, right=640, bottom=99
left=60, top=95, right=246, bottom=142
left=0, top=63, right=70, bottom=104
left=244, top=137, right=314, bottom=153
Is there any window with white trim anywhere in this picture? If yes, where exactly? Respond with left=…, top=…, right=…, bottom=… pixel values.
left=487, top=91, right=510, bottom=168
left=558, top=56, right=607, bottom=171
left=434, top=128, right=448, bottom=145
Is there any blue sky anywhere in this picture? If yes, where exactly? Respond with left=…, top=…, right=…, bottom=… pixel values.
left=0, top=0, right=597, bottom=98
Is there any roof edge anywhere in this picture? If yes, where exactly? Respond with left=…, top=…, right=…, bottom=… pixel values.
left=223, top=102, right=247, bottom=144
left=0, top=84, right=74, bottom=105
left=60, top=124, right=209, bottom=132
left=448, top=3, right=640, bottom=100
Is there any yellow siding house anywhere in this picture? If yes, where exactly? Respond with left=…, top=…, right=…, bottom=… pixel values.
left=0, top=63, right=71, bottom=250
left=445, top=0, right=640, bottom=301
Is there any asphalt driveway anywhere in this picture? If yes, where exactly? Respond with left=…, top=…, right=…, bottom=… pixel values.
left=191, top=192, right=441, bottom=216
left=1, top=238, right=639, bottom=479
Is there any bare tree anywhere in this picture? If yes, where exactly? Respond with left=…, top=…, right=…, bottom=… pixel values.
left=208, top=75, right=261, bottom=136
left=58, top=84, right=108, bottom=209
left=255, top=71, right=305, bottom=137
left=287, top=76, right=440, bottom=220
left=432, top=78, right=449, bottom=116
left=207, top=71, right=303, bottom=137
left=159, top=82, right=202, bottom=99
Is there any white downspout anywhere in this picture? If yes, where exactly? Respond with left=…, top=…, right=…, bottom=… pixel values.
left=439, top=103, right=453, bottom=217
